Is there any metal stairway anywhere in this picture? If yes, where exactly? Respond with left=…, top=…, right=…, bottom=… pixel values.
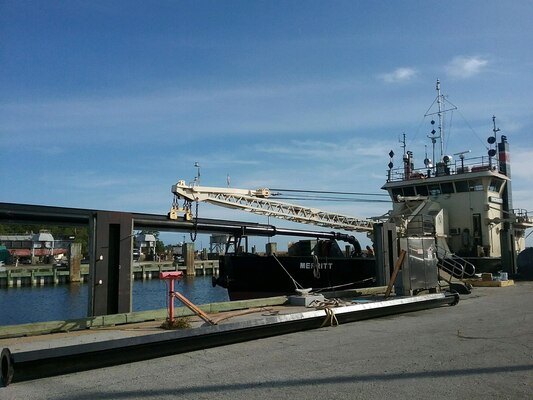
left=435, top=244, right=476, bottom=294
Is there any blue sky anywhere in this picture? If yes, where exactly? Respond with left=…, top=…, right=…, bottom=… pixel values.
left=1, top=1, right=532, bottom=249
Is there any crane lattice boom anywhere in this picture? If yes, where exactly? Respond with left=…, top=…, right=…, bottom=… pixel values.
left=170, top=180, right=374, bottom=233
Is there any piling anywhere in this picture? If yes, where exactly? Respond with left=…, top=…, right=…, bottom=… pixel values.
left=69, top=243, right=82, bottom=283
left=184, top=243, right=195, bottom=276
left=266, top=242, right=277, bottom=255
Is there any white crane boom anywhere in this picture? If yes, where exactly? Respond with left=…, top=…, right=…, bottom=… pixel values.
left=169, top=180, right=374, bottom=233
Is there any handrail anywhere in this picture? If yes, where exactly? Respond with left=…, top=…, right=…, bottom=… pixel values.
left=435, top=245, right=475, bottom=279
left=514, top=208, right=532, bottom=224
left=386, top=155, right=501, bottom=182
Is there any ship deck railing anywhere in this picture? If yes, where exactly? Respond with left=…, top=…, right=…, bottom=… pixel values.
left=513, top=209, right=532, bottom=224
left=386, top=155, right=501, bottom=183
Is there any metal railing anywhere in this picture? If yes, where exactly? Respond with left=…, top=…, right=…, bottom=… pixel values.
left=435, top=245, right=476, bottom=279
left=513, top=208, right=532, bottom=224
left=387, top=155, right=501, bottom=182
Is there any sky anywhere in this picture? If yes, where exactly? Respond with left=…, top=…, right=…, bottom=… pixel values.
left=1, top=1, right=532, bottom=250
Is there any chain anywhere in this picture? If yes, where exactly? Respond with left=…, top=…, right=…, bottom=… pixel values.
left=190, top=200, right=199, bottom=242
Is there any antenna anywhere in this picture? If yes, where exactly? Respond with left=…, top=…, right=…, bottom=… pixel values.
left=400, top=132, right=409, bottom=177
left=424, top=79, right=458, bottom=161
left=492, top=115, right=500, bottom=141
left=399, top=132, right=406, bottom=156
left=424, top=145, right=432, bottom=177
left=453, top=150, right=471, bottom=172
left=487, top=115, right=500, bottom=167
left=193, top=162, right=201, bottom=186
left=453, top=150, right=471, bottom=158
left=436, top=79, right=444, bottom=158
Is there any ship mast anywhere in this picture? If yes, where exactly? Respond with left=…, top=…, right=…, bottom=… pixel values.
left=425, top=79, right=457, bottom=169
left=436, top=80, right=444, bottom=159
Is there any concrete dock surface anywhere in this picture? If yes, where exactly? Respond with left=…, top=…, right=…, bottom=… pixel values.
left=1, top=282, right=532, bottom=399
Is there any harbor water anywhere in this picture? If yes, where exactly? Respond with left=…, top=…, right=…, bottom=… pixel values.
left=0, top=276, right=230, bottom=326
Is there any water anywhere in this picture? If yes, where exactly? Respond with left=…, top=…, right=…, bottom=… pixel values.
left=0, top=277, right=229, bottom=326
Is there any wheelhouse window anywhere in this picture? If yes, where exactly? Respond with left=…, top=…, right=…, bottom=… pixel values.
left=455, top=180, right=469, bottom=193
left=391, top=188, right=403, bottom=200
left=415, top=185, right=428, bottom=196
left=489, top=178, right=503, bottom=193
left=403, top=186, right=415, bottom=196
left=441, top=182, right=455, bottom=194
left=428, top=184, right=441, bottom=196
left=468, top=179, right=484, bottom=192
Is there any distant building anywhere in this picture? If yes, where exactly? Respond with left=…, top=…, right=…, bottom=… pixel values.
left=0, top=231, right=67, bottom=264
left=134, top=233, right=157, bottom=261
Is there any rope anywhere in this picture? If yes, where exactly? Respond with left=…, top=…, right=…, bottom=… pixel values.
left=312, top=254, right=320, bottom=279
left=310, top=298, right=350, bottom=328
left=272, top=254, right=304, bottom=290
left=311, top=277, right=375, bottom=293
left=320, top=308, right=339, bottom=327
left=310, top=298, right=350, bottom=308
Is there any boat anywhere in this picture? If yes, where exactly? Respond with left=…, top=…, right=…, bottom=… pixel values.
left=215, top=238, right=376, bottom=300
left=382, top=80, right=532, bottom=274
left=173, top=81, right=533, bottom=300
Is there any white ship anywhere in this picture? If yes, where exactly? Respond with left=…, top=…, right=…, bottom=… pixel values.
left=382, top=80, right=533, bottom=274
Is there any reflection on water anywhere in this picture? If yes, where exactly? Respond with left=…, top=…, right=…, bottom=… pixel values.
left=132, top=276, right=229, bottom=312
left=0, top=276, right=229, bottom=326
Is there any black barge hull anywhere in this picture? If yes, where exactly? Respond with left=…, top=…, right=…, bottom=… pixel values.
left=215, top=253, right=376, bottom=300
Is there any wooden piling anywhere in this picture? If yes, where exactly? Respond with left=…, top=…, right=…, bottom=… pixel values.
left=69, top=243, right=82, bottom=283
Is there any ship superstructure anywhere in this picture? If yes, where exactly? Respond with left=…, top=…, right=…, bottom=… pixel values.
left=382, top=80, right=532, bottom=273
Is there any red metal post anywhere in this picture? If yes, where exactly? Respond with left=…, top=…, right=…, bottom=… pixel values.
left=160, top=271, right=184, bottom=323
left=168, top=278, right=175, bottom=322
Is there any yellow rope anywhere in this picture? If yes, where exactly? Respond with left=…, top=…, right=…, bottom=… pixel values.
left=320, top=307, right=339, bottom=327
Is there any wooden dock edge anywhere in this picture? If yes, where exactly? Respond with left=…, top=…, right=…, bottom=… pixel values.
left=0, top=296, right=289, bottom=339
left=0, top=286, right=388, bottom=338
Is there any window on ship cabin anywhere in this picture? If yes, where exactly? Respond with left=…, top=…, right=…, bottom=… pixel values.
left=454, top=180, right=469, bottom=193
left=415, top=185, right=428, bottom=196
left=489, top=179, right=503, bottom=193
left=428, top=184, right=441, bottom=196
left=468, top=179, right=483, bottom=192
left=403, top=186, right=415, bottom=196
left=441, top=182, right=455, bottom=194
left=392, top=188, right=403, bottom=201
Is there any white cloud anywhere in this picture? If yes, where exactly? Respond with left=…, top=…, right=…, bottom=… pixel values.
left=378, top=67, right=417, bottom=83
left=256, top=138, right=391, bottom=162
left=445, top=56, right=489, bottom=79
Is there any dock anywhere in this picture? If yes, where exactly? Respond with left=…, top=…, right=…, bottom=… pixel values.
left=1, top=282, right=531, bottom=398
left=2, top=286, right=458, bottom=384
left=0, top=260, right=219, bottom=287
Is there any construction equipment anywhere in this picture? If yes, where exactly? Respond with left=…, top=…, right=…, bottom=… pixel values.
left=169, top=180, right=374, bottom=233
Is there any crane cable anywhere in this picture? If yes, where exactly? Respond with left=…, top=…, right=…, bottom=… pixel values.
left=270, top=188, right=388, bottom=197
left=269, top=188, right=389, bottom=204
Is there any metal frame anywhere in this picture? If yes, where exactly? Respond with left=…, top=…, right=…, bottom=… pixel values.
left=0, top=202, right=368, bottom=316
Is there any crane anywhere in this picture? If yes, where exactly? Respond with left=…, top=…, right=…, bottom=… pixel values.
left=168, top=180, right=374, bottom=233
